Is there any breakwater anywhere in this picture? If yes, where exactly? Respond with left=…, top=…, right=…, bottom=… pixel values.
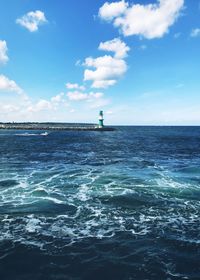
left=0, top=123, right=115, bottom=131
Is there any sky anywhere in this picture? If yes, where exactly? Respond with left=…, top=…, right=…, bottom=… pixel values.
left=0, top=0, right=200, bottom=125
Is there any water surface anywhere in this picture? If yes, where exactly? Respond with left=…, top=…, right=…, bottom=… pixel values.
left=0, top=127, right=200, bottom=279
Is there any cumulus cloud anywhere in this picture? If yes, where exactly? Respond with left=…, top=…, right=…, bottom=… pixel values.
left=27, top=99, right=52, bottom=112
left=66, top=88, right=110, bottom=109
left=83, top=38, right=129, bottom=89
left=16, top=10, right=47, bottom=32
left=51, top=92, right=64, bottom=103
left=67, top=91, right=89, bottom=101
left=99, top=0, right=128, bottom=20
left=99, top=38, right=130, bottom=58
left=66, top=83, right=85, bottom=91
left=67, top=90, right=109, bottom=109
left=190, top=28, right=200, bottom=38
left=99, top=0, right=184, bottom=39
left=91, top=80, right=117, bottom=88
left=67, top=91, right=104, bottom=101
left=84, top=54, right=127, bottom=88
left=28, top=92, right=68, bottom=113
left=0, top=75, right=23, bottom=94
left=2, top=104, right=20, bottom=113
left=0, top=40, right=8, bottom=64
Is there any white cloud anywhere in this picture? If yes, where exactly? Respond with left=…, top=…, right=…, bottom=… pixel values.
left=99, top=38, right=130, bottom=58
left=84, top=54, right=127, bottom=88
left=190, top=28, right=200, bottom=38
left=99, top=0, right=128, bottom=21
left=16, top=10, right=47, bottom=32
left=89, top=92, right=104, bottom=99
left=67, top=91, right=104, bottom=101
left=27, top=99, right=52, bottom=112
left=0, top=88, right=108, bottom=122
left=66, top=82, right=85, bottom=91
left=51, top=92, right=64, bottom=103
left=0, top=75, right=23, bottom=94
left=0, top=40, right=8, bottom=64
left=99, top=0, right=184, bottom=39
left=91, top=80, right=117, bottom=88
left=28, top=92, right=67, bottom=113
left=1, top=104, right=20, bottom=113
left=66, top=89, right=110, bottom=109
left=67, top=91, right=89, bottom=101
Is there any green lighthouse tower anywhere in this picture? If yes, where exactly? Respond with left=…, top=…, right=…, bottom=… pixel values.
left=98, top=110, right=104, bottom=128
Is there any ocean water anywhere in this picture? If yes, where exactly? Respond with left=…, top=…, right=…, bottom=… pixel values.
left=0, top=126, right=200, bottom=280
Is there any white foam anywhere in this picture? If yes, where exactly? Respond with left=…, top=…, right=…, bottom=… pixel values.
left=26, top=216, right=41, bottom=233
left=14, top=132, right=49, bottom=136
left=77, top=183, right=90, bottom=201
left=41, top=196, right=64, bottom=204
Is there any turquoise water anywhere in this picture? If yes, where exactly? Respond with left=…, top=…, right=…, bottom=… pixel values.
left=0, top=127, right=200, bottom=279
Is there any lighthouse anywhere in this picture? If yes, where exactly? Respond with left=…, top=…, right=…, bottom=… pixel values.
left=98, top=110, right=104, bottom=128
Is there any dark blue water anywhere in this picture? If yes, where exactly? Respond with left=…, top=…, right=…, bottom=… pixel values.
left=0, top=127, right=200, bottom=280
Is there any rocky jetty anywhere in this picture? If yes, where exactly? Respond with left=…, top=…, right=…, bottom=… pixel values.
left=0, top=123, right=115, bottom=131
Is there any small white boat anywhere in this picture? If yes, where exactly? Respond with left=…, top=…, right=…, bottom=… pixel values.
left=41, top=132, right=48, bottom=136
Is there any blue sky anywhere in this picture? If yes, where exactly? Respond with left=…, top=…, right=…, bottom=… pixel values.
left=0, top=0, right=200, bottom=124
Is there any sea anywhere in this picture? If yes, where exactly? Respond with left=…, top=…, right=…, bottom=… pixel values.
left=0, top=126, right=200, bottom=280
